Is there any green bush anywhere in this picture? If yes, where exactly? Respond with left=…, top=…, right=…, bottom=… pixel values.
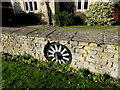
left=85, top=2, right=115, bottom=26
left=54, top=11, right=74, bottom=26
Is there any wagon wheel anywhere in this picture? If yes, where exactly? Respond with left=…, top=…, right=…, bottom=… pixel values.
left=44, top=42, right=72, bottom=64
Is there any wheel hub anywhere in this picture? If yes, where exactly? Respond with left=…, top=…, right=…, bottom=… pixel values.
left=54, top=52, right=62, bottom=60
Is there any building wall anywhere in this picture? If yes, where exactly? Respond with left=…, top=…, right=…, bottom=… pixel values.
left=11, top=0, right=55, bottom=23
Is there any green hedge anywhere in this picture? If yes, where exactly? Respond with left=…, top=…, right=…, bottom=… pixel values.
left=54, top=11, right=74, bottom=26
left=85, top=2, right=115, bottom=26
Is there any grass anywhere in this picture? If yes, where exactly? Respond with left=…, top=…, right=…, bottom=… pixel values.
left=17, top=26, right=73, bottom=31
left=2, top=60, right=118, bottom=88
left=69, top=25, right=118, bottom=29
left=2, top=53, right=120, bottom=88
left=16, top=25, right=119, bottom=32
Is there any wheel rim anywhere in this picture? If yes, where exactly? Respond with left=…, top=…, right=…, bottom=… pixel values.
left=45, top=42, right=72, bottom=64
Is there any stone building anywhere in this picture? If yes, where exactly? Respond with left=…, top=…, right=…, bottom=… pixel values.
left=9, top=0, right=120, bottom=24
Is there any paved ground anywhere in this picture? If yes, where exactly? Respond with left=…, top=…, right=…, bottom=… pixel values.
left=2, top=25, right=120, bottom=45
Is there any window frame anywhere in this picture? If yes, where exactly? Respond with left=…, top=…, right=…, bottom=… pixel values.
left=29, top=1, right=34, bottom=12
left=76, top=0, right=89, bottom=11
left=25, top=2, right=29, bottom=11
left=24, top=0, right=38, bottom=13
left=34, top=1, right=38, bottom=11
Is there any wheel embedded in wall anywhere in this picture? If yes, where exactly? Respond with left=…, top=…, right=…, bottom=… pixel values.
left=44, top=42, right=72, bottom=64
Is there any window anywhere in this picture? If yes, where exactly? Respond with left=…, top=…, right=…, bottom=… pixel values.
left=34, top=1, right=38, bottom=11
left=78, top=0, right=81, bottom=9
left=84, top=0, right=88, bottom=9
left=24, top=0, right=38, bottom=12
left=29, top=2, right=33, bottom=11
left=25, top=2, right=29, bottom=11
left=77, top=0, right=88, bottom=11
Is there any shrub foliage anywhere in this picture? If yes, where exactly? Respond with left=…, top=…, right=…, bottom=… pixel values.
left=54, top=11, right=74, bottom=26
left=85, top=2, right=115, bottom=26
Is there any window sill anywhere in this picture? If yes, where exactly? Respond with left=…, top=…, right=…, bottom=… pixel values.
left=76, top=9, right=88, bottom=12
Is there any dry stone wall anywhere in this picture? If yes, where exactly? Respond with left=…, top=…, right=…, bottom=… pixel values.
left=2, top=27, right=120, bottom=78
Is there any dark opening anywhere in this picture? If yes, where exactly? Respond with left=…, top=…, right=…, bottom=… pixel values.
left=29, top=2, right=33, bottom=11
left=25, top=2, right=28, bottom=11
left=59, top=2, right=74, bottom=13
left=78, top=0, right=81, bottom=9
left=84, top=0, right=88, bottom=9
left=34, top=1, right=37, bottom=10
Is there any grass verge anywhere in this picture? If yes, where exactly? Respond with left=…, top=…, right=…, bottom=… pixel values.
left=17, top=25, right=119, bottom=31
left=68, top=25, right=118, bottom=29
left=2, top=53, right=120, bottom=88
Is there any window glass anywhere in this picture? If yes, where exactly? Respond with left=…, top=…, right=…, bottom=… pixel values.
left=29, top=2, right=33, bottom=11
left=84, top=0, right=88, bottom=9
left=34, top=1, right=37, bottom=10
left=25, top=2, right=28, bottom=11
left=78, top=0, right=81, bottom=9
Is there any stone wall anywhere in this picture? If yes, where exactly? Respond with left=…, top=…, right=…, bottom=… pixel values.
left=2, top=27, right=120, bottom=78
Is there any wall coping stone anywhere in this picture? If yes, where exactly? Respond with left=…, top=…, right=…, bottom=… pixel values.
left=2, top=27, right=120, bottom=45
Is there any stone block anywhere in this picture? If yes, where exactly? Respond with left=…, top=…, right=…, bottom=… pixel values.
left=81, top=53, right=88, bottom=57
left=104, top=49, right=116, bottom=53
left=79, top=42, right=89, bottom=46
left=106, top=45, right=116, bottom=49
left=88, top=65, right=98, bottom=73
left=74, top=48, right=79, bottom=53
left=59, top=40, right=69, bottom=45
left=84, top=46, right=91, bottom=50
left=113, top=63, right=118, bottom=68
left=72, top=53, right=81, bottom=60
left=110, top=71, right=118, bottom=78
left=72, top=65, right=78, bottom=69
left=78, top=46, right=84, bottom=49
left=70, top=61, right=76, bottom=65
left=115, top=46, right=120, bottom=50
left=70, top=41, right=79, bottom=46
left=98, top=52, right=114, bottom=59
left=90, top=47, right=103, bottom=52
left=113, top=53, right=120, bottom=58
left=87, top=50, right=97, bottom=55
left=79, top=49, right=87, bottom=54
left=107, top=61, right=113, bottom=68
left=86, top=57, right=96, bottom=63
left=76, top=62, right=84, bottom=68
left=98, top=60, right=108, bottom=66
left=89, top=43, right=98, bottom=47
left=48, top=30, right=76, bottom=41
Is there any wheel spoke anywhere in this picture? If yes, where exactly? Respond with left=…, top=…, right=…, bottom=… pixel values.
left=48, top=50, right=54, bottom=54
left=58, top=45, right=62, bottom=52
left=55, top=45, right=58, bottom=52
left=50, top=46, right=56, bottom=53
left=51, top=58, right=56, bottom=61
left=61, top=48, right=66, bottom=54
left=62, top=53, right=69, bottom=56
left=58, top=60, right=61, bottom=64
left=63, top=57, right=69, bottom=61
left=56, top=59, right=59, bottom=62
left=61, top=60, right=65, bottom=63
left=48, top=54, right=54, bottom=57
